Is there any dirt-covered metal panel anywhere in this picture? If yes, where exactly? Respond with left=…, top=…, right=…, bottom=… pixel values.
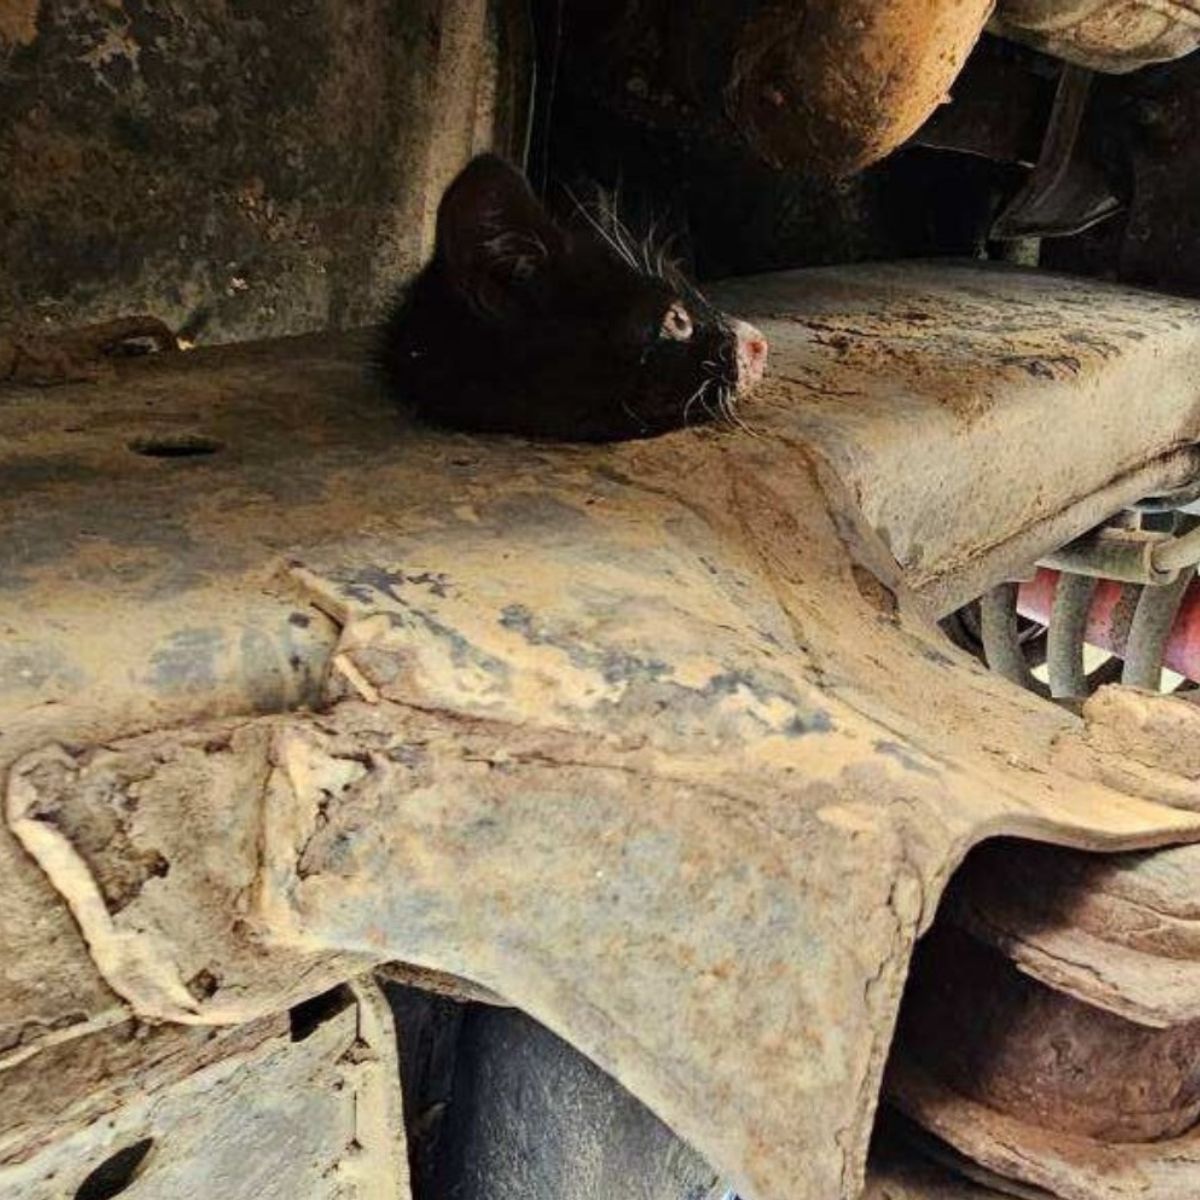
left=6, top=265, right=1200, bottom=1200
left=0, top=0, right=528, bottom=345
left=0, top=981, right=409, bottom=1200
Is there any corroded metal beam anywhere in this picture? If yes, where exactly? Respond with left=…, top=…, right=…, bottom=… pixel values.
left=5, top=263, right=1200, bottom=1200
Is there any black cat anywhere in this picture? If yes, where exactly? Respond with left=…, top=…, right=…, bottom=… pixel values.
left=376, top=154, right=767, bottom=442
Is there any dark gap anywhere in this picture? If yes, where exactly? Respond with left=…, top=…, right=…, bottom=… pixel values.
left=288, top=985, right=353, bottom=1042
left=75, top=1138, right=155, bottom=1200
left=381, top=978, right=467, bottom=1200
left=127, top=434, right=223, bottom=458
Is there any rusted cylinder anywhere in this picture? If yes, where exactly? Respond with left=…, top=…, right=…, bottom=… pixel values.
left=980, top=583, right=1049, bottom=696
left=896, top=922, right=1200, bottom=1142
left=727, top=0, right=995, bottom=175
left=1040, top=528, right=1177, bottom=585
left=1018, top=567, right=1200, bottom=683
left=1047, top=570, right=1097, bottom=698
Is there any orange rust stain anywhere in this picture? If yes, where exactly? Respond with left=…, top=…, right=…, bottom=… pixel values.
left=0, top=0, right=38, bottom=46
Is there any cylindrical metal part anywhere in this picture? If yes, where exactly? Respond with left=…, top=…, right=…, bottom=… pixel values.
left=1040, top=528, right=1178, bottom=585
left=1047, top=572, right=1096, bottom=699
left=1122, top=567, right=1197, bottom=690
left=981, top=583, right=1050, bottom=696
left=1018, top=568, right=1200, bottom=683
left=726, top=0, right=995, bottom=175
left=1152, top=525, right=1200, bottom=574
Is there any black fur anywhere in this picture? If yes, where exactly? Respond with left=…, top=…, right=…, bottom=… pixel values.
left=375, top=155, right=744, bottom=442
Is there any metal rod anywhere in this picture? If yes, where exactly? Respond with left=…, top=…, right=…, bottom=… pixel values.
left=980, top=583, right=1049, bottom=697
left=1123, top=566, right=1198, bottom=689
left=1041, top=528, right=1178, bottom=586
left=1046, top=572, right=1095, bottom=699
left=1152, top=525, right=1200, bottom=574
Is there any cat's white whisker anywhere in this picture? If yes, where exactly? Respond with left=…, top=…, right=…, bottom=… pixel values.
left=640, top=220, right=659, bottom=275
left=612, top=215, right=644, bottom=273
left=599, top=221, right=641, bottom=271
left=719, top=384, right=759, bottom=438
left=564, top=182, right=675, bottom=282
left=621, top=398, right=648, bottom=433
left=655, top=232, right=681, bottom=280
left=683, top=378, right=712, bottom=429
left=564, top=184, right=641, bottom=272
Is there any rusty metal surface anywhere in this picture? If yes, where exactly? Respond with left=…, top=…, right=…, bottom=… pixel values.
left=0, top=0, right=522, bottom=346
left=890, top=1051, right=1200, bottom=1200
left=0, top=978, right=409, bottom=1200
left=9, top=521, right=1200, bottom=1200
left=555, top=0, right=994, bottom=178
left=4, top=264, right=1200, bottom=1200
left=992, top=0, right=1200, bottom=71
left=865, top=1125, right=1035, bottom=1199
left=7, top=260, right=1199, bottom=758
left=717, top=262, right=1200, bottom=615
left=950, top=829, right=1200, bottom=1026
left=896, top=922, right=1200, bottom=1141
left=724, top=0, right=995, bottom=176
left=888, top=690, right=1200, bottom=1200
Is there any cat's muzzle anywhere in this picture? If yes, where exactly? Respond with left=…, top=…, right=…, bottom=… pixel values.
left=732, top=320, right=769, bottom=394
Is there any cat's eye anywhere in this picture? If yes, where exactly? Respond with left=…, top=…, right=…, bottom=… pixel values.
left=659, top=302, right=694, bottom=342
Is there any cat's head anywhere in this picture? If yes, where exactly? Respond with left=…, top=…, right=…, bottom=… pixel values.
left=383, top=154, right=767, bottom=442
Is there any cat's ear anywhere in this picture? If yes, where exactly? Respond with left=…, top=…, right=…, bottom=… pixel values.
left=435, top=154, right=563, bottom=317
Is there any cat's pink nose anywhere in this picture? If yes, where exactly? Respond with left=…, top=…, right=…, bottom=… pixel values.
left=732, top=320, right=769, bottom=393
